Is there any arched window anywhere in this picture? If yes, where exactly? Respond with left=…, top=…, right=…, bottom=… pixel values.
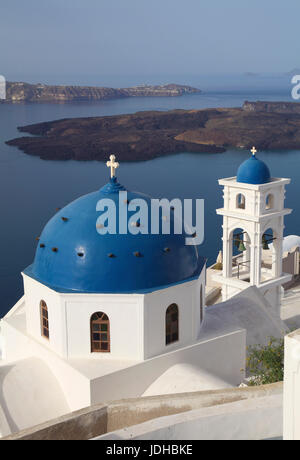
left=200, top=285, right=204, bottom=324
left=40, top=300, right=49, bottom=339
left=236, top=193, right=246, bottom=210
left=266, top=194, right=274, bottom=210
left=91, top=312, right=110, bottom=353
left=166, top=304, right=179, bottom=345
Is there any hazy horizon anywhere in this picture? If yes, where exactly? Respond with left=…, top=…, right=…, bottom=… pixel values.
left=1, top=0, right=300, bottom=86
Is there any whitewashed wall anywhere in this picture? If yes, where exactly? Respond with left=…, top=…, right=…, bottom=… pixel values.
left=143, top=271, right=206, bottom=359
left=1, top=318, right=91, bottom=411
left=90, top=329, right=245, bottom=405
left=23, top=275, right=66, bottom=356
left=283, top=329, right=300, bottom=440
left=1, top=310, right=245, bottom=412
left=65, top=294, right=144, bottom=360
left=97, top=394, right=282, bottom=441
left=23, top=275, right=145, bottom=360
left=23, top=269, right=205, bottom=361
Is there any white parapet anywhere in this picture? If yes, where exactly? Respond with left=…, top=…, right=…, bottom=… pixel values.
left=0, top=327, right=2, bottom=360
left=96, top=394, right=283, bottom=441
left=283, top=329, right=300, bottom=440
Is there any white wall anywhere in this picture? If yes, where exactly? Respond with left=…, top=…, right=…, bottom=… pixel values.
left=97, top=394, right=282, bottom=441
left=2, top=309, right=245, bottom=413
left=90, top=329, right=245, bottom=406
left=23, top=275, right=145, bottom=360
left=143, top=272, right=205, bottom=360
left=65, top=294, right=144, bottom=360
left=227, top=186, right=256, bottom=216
left=1, top=318, right=91, bottom=411
left=0, top=357, right=70, bottom=436
left=259, top=285, right=281, bottom=317
left=23, top=275, right=67, bottom=357
left=225, top=181, right=283, bottom=217
left=283, top=329, right=300, bottom=440
left=219, top=177, right=289, bottom=217
left=23, top=272, right=205, bottom=361
left=260, top=186, right=283, bottom=214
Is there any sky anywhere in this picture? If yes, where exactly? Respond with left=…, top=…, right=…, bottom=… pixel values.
left=0, top=0, right=299, bottom=85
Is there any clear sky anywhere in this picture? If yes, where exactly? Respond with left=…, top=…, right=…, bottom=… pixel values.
left=0, top=0, right=299, bottom=84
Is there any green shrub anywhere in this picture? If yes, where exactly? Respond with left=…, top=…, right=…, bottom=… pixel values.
left=246, top=337, right=284, bottom=386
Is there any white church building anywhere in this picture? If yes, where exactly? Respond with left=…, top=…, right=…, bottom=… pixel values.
left=0, top=149, right=293, bottom=437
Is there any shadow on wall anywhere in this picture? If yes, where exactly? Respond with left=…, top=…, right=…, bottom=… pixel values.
left=0, top=357, right=70, bottom=436
left=2, top=382, right=283, bottom=441
left=0, top=364, right=19, bottom=434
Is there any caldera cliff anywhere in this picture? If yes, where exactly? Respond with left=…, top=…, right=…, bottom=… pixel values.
left=2, top=82, right=201, bottom=103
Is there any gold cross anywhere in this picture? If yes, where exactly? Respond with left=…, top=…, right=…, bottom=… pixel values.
left=251, top=146, right=257, bottom=156
left=106, top=154, right=119, bottom=178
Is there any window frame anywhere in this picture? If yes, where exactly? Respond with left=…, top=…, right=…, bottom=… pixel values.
left=90, top=312, right=111, bottom=353
left=40, top=300, right=49, bottom=340
left=236, top=193, right=246, bottom=210
left=166, top=304, right=179, bottom=346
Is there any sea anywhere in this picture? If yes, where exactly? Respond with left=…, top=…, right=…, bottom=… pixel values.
left=0, top=73, right=299, bottom=317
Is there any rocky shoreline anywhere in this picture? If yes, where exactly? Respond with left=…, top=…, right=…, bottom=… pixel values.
left=2, top=82, right=201, bottom=104
left=6, top=101, right=300, bottom=161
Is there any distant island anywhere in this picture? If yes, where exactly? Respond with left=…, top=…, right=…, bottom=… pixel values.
left=6, top=101, right=300, bottom=161
left=2, top=82, right=201, bottom=103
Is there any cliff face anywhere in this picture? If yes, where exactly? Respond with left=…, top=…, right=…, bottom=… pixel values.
left=5, top=82, right=124, bottom=103
left=3, top=82, right=201, bottom=103
left=243, top=100, right=300, bottom=114
left=121, top=84, right=201, bottom=97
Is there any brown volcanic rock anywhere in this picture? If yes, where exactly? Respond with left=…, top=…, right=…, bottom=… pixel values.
left=3, top=82, right=201, bottom=103
left=4, top=82, right=124, bottom=103
left=122, top=84, right=201, bottom=97
left=176, top=107, right=300, bottom=150
left=6, top=103, right=300, bottom=161
left=6, top=109, right=224, bottom=161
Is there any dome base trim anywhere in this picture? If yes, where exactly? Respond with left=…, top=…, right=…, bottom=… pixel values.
left=23, top=257, right=206, bottom=295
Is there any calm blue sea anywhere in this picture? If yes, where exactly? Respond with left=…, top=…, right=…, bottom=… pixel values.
left=0, top=81, right=299, bottom=316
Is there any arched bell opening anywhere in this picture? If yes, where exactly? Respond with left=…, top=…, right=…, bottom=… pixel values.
left=261, top=228, right=278, bottom=282
left=266, top=194, right=274, bottom=211
left=236, top=193, right=246, bottom=210
left=230, top=228, right=251, bottom=282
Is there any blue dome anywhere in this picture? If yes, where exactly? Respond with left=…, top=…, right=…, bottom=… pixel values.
left=25, top=177, right=205, bottom=294
left=237, top=154, right=271, bottom=185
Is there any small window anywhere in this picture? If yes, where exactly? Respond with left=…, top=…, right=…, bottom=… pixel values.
left=266, top=194, right=274, bottom=210
left=40, top=300, right=49, bottom=339
left=236, top=193, right=245, bottom=210
left=166, top=304, right=179, bottom=345
left=91, top=312, right=110, bottom=353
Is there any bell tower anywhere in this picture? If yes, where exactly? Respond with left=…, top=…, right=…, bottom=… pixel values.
left=214, top=147, right=292, bottom=314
